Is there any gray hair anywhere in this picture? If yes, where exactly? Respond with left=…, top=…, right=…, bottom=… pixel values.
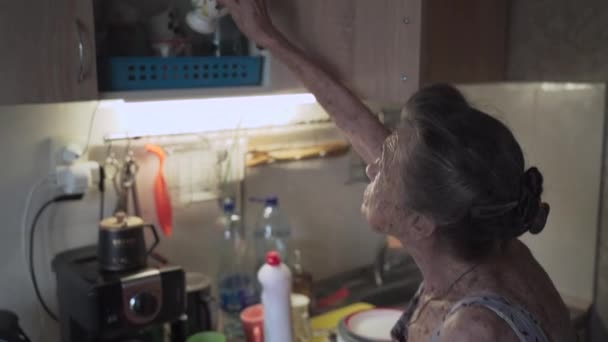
left=398, top=84, right=549, bottom=260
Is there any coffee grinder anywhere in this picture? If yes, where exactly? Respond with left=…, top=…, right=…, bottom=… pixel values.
left=53, top=213, right=186, bottom=341
left=53, top=245, right=185, bottom=342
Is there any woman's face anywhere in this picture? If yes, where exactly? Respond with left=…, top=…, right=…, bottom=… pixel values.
left=362, top=133, right=407, bottom=234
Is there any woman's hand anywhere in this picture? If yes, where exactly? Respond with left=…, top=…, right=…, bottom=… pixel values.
left=217, top=0, right=280, bottom=48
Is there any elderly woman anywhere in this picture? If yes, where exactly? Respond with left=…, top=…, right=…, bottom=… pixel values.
left=218, top=0, right=575, bottom=340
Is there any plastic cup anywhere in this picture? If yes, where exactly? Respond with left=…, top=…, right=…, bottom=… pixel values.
left=186, top=332, right=226, bottom=342
left=291, top=293, right=312, bottom=341
left=240, top=304, right=264, bottom=342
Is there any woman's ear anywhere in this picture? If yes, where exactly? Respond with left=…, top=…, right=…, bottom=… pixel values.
left=408, top=213, right=436, bottom=240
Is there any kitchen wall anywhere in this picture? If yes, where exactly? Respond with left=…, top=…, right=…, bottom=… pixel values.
left=508, top=0, right=608, bottom=81
left=0, top=102, right=114, bottom=341
left=0, top=98, right=353, bottom=341
left=459, top=83, right=605, bottom=303
left=593, top=116, right=608, bottom=340
left=0, top=82, right=604, bottom=341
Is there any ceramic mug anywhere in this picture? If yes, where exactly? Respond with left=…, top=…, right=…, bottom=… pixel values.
left=186, top=0, right=229, bottom=34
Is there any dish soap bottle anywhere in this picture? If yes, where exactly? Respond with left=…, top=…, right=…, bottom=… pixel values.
left=216, top=198, right=257, bottom=339
left=252, top=196, right=292, bottom=269
left=258, top=251, right=293, bottom=342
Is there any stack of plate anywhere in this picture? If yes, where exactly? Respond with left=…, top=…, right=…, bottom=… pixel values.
left=337, top=309, right=402, bottom=342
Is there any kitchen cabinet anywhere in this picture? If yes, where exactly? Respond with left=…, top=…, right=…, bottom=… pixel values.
left=0, top=0, right=507, bottom=106
left=270, top=0, right=509, bottom=105
left=0, top=0, right=98, bottom=105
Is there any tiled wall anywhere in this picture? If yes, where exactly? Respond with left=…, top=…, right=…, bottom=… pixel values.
left=0, top=101, right=370, bottom=341
left=459, top=83, right=605, bottom=303
left=243, top=152, right=383, bottom=280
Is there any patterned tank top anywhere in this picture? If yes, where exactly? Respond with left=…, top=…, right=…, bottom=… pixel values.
left=391, top=284, right=549, bottom=342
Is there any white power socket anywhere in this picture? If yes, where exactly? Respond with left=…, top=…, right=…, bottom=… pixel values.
left=47, top=136, right=88, bottom=173
left=56, top=162, right=100, bottom=195
left=47, top=136, right=99, bottom=195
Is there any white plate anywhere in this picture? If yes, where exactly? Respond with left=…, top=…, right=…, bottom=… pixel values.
left=344, top=309, right=402, bottom=341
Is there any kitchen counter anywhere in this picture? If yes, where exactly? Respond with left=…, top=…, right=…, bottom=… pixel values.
left=313, top=264, right=591, bottom=328
left=225, top=286, right=591, bottom=342
left=562, top=294, right=592, bottom=339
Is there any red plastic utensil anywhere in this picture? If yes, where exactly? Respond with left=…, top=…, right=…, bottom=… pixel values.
left=145, top=144, right=173, bottom=237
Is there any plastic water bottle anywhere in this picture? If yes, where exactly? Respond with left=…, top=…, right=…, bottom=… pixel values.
left=216, top=198, right=258, bottom=339
left=258, top=251, right=293, bottom=342
left=252, top=196, right=292, bottom=269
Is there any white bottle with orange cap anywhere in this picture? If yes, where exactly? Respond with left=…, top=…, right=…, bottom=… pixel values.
left=258, top=251, right=293, bottom=342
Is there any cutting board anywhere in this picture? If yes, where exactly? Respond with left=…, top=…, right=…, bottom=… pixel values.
left=247, top=142, right=350, bottom=167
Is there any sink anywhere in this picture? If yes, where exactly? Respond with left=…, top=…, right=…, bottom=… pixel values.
left=357, top=278, right=420, bottom=308
left=312, top=262, right=422, bottom=315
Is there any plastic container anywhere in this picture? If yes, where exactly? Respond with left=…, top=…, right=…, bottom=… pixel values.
left=258, top=251, right=293, bottom=342
left=216, top=199, right=258, bottom=339
left=292, top=249, right=314, bottom=301
left=102, top=56, right=263, bottom=91
left=252, top=196, right=292, bottom=268
left=291, top=293, right=312, bottom=341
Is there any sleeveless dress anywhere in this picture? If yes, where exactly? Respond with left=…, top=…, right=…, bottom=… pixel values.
left=391, top=284, right=550, bottom=342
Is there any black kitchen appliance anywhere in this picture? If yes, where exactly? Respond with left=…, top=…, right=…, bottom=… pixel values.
left=98, top=212, right=160, bottom=272
left=53, top=246, right=185, bottom=342
left=0, top=310, right=31, bottom=342
left=184, top=272, right=213, bottom=334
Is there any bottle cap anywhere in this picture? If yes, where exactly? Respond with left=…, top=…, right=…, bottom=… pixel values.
left=266, top=251, right=281, bottom=266
left=222, top=198, right=235, bottom=212
left=265, top=196, right=279, bottom=207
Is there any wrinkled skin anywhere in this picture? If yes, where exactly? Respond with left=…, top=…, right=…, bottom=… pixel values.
left=362, top=134, right=408, bottom=235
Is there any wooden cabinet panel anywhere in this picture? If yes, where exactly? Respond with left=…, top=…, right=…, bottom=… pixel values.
left=270, top=0, right=419, bottom=104
left=0, top=0, right=97, bottom=105
left=270, top=1, right=356, bottom=80
left=270, top=0, right=507, bottom=105
left=350, top=0, right=422, bottom=105
left=422, top=0, right=508, bottom=85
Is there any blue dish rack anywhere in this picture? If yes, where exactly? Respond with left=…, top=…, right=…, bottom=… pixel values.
left=103, top=56, right=264, bottom=91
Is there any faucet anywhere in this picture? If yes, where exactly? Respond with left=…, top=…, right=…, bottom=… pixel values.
left=373, top=237, right=415, bottom=287
left=373, top=240, right=389, bottom=286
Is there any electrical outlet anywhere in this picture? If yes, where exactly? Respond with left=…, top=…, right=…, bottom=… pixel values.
left=47, top=136, right=88, bottom=174
left=56, top=161, right=99, bottom=195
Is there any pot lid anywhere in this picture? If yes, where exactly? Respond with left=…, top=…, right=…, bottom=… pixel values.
left=100, top=212, right=144, bottom=230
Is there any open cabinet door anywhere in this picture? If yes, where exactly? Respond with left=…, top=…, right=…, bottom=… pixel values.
left=269, top=0, right=507, bottom=106
left=0, top=0, right=98, bottom=105
left=269, top=0, right=421, bottom=105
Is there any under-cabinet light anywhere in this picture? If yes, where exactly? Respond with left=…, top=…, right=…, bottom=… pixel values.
left=105, top=93, right=321, bottom=138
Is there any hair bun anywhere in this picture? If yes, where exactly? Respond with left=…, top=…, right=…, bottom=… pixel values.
left=519, top=167, right=549, bottom=234
left=529, top=203, right=550, bottom=234
left=523, top=167, right=543, bottom=197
